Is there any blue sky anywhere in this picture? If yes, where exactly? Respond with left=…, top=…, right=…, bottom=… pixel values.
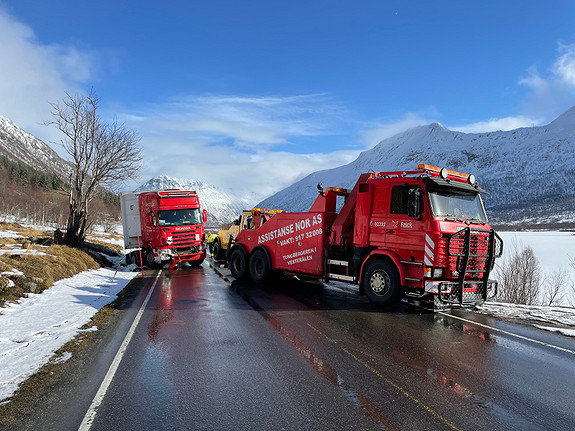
left=1, top=1, right=575, bottom=197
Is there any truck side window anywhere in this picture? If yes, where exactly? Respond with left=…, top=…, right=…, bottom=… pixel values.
left=391, top=185, right=423, bottom=216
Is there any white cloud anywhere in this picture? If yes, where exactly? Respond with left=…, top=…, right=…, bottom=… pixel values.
left=120, top=94, right=358, bottom=198
left=450, top=115, right=540, bottom=133
left=553, top=43, right=575, bottom=87
left=519, top=65, right=549, bottom=93
left=129, top=94, right=350, bottom=150
left=359, top=112, right=437, bottom=148
left=0, top=7, right=93, bottom=151
left=518, top=42, right=575, bottom=121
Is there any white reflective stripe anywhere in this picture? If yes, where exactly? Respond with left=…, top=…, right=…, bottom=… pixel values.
left=425, top=245, right=434, bottom=265
left=425, top=234, right=435, bottom=250
left=424, top=235, right=435, bottom=267
left=425, top=281, right=438, bottom=293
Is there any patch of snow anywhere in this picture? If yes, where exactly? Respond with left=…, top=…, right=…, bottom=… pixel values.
left=51, top=351, right=72, bottom=364
left=1, top=269, right=24, bottom=277
left=0, top=245, right=48, bottom=256
left=476, top=302, right=575, bottom=337
left=0, top=231, right=20, bottom=239
left=533, top=325, right=575, bottom=337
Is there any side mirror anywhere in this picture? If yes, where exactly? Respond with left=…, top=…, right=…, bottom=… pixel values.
left=203, top=209, right=207, bottom=223
left=407, top=189, right=422, bottom=219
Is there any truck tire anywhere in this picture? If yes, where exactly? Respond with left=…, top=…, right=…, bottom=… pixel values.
left=131, top=250, right=143, bottom=268
left=145, top=249, right=154, bottom=268
left=145, top=249, right=161, bottom=269
left=213, top=239, right=224, bottom=261
left=362, top=259, right=401, bottom=306
left=249, top=249, right=270, bottom=284
left=229, top=249, right=248, bottom=280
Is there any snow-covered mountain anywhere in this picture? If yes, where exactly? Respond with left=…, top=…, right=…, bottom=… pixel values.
left=258, top=107, right=575, bottom=224
left=136, top=176, right=258, bottom=228
left=0, top=115, right=71, bottom=179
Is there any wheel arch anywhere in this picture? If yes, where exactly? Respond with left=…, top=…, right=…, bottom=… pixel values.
left=230, top=242, right=248, bottom=258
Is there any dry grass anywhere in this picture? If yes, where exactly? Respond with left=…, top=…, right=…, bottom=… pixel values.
left=0, top=223, right=100, bottom=306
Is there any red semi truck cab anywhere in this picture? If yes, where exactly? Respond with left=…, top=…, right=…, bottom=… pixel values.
left=228, top=164, right=503, bottom=307
left=120, top=189, right=207, bottom=269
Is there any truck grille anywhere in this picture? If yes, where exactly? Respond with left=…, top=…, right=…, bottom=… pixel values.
left=438, top=228, right=503, bottom=304
left=449, top=230, right=491, bottom=279
left=171, top=228, right=201, bottom=248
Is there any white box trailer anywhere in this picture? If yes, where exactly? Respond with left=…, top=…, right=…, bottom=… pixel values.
left=119, top=191, right=143, bottom=249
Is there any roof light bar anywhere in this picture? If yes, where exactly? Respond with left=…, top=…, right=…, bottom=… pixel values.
left=417, top=163, right=473, bottom=182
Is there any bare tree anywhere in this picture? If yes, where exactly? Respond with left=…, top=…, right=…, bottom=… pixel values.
left=47, top=90, right=142, bottom=247
left=542, top=268, right=571, bottom=306
left=495, top=242, right=541, bottom=305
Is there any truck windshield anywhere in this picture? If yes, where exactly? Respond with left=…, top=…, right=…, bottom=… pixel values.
left=158, top=209, right=202, bottom=226
left=428, top=191, right=488, bottom=223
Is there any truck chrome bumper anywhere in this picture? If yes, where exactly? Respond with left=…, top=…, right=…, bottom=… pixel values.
left=425, top=280, right=498, bottom=304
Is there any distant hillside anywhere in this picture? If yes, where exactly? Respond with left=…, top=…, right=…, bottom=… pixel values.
left=0, top=115, right=71, bottom=181
left=136, top=176, right=258, bottom=228
left=258, top=107, right=575, bottom=224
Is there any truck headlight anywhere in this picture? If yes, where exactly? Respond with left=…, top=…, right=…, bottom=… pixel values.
left=424, top=267, right=444, bottom=279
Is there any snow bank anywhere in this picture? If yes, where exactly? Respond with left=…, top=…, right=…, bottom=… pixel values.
left=477, top=302, right=575, bottom=326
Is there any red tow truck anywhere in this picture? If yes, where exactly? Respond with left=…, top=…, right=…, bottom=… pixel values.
left=120, top=189, right=207, bottom=269
left=227, top=164, right=503, bottom=307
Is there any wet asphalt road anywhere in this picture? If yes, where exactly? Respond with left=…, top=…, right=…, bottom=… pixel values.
left=27, top=260, right=575, bottom=430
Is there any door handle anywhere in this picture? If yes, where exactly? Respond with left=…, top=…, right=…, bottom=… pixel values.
left=386, top=230, right=395, bottom=234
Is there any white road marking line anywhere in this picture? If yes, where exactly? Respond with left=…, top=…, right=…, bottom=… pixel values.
left=438, top=311, right=575, bottom=356
left=78, top=271, right=162, bottom=431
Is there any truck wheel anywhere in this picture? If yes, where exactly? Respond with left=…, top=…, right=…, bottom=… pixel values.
left=229, top=249, right=248, bottom=280
left=362, top=260, right=400, bottom=306
left=249, top=249, right=270, bottom=283
left=213, top=239, right=223, bottom=260
left=145, top=249, right=159, bottom=269
left=131, top=251, right=143, bottom=268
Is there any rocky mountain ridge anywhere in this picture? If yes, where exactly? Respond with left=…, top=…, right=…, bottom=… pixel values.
left=258, top=107, right=575, bottom=224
